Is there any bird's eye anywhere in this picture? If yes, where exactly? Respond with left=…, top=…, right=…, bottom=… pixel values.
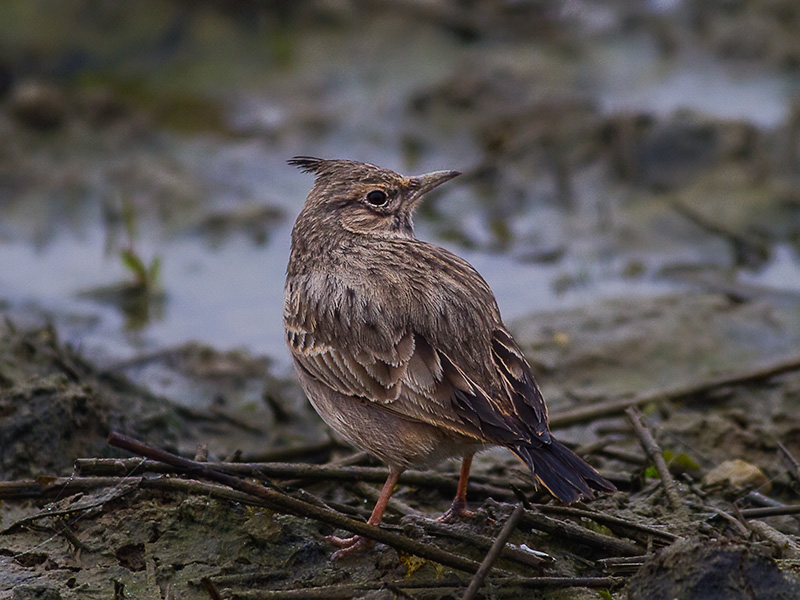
left=366, top=190, right=388, bottom=206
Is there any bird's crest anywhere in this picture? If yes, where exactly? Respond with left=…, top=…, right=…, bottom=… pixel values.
left=287, top=156, right=328, bottom=175
left=288, top=156, right=405, bottom=188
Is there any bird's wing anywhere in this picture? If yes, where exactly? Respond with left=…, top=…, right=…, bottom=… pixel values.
left=450, top=326, right=551, bottom=445
left=287, top=324, right=481, bottom=437
left=287, top=322, right=551, bottom=446
left=286, top=324, right=413, bottom=405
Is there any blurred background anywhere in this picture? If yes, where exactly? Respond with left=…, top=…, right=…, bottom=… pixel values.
left=1, top=0, right=799, bottom=395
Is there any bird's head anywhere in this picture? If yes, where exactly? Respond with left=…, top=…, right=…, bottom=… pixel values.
left=288, top=156, right=460, bottom=238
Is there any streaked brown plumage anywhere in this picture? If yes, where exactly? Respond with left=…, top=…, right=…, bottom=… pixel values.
left=284, top=157, right=614, bottom=556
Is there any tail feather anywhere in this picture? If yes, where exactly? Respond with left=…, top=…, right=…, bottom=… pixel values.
left=512, top=439, right=616, bottom=504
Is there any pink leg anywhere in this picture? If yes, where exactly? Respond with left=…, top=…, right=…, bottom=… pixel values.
left=438, top=453, right=475, bottom=522
left=328, top=465, right=402, bottom=558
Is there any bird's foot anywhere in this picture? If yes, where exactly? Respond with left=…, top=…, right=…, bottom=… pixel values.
left=326, top=534, right=374, bottom=558
left=436, top=500, right=474, bottom=523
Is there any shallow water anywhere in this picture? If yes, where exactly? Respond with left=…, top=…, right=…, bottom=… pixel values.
left=595, top=35, right=794, bottom=128
left=1, top=2, right=798, bottom=380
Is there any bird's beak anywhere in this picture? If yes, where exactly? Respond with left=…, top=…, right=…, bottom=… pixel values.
left=407, top=169, right=461, bottom=205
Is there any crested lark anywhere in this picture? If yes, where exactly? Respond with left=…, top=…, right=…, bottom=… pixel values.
left=284, top=157, right=614, bottom=557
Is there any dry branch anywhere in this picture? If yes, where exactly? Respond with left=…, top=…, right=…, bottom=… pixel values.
left=418, top=520, right=550, bottom=570
left=520, top=509, right=643, bottom=556
left=778, top=441, right=800, bottom=486
left=0, top=477, right=131, bottom=500
left=462, top=502, right=525, bottom=600
left=538, top=505, right=678, bottom=544
left=222, top=576, right=623, bottom=599
left=550, top=355, right=800, bottom=429
left=739, top=505, right=800, bottom=519
left=106, top=433, right=486, bottom=574
left=626, top=407, right=685, bottom=514
left=74, top=457, right=517, bottom=499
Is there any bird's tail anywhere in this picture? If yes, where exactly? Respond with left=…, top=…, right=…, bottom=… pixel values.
left=511, top=439, right=616, bottom=504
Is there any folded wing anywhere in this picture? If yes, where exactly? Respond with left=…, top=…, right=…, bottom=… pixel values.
left=286, top=323, right=553, bottom=447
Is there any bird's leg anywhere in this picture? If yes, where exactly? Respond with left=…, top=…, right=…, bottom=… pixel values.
left=328, top=465, right=402, bottom=558
left=438, top=453, right=475, bottom=522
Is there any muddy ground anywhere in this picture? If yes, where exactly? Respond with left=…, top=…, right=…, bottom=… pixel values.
left=2, top=291, right=800, bottom=599
left=2, top=0, right=800, bottom=599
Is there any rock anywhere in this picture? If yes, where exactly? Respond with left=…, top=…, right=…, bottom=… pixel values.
left=243, top=513, right=282, bottom=543
left=76, top=86, right=129, bottom=126
left=628, top=537, right=800, bottom=600
left=9, top=80, right=67, bottom=130
left=0, top=325, right=185, bottom=478
left=633, top=114, right=720, bottom=190
left=12, top=584, right=63, bottom=600
left=703, top=459, right=771, bottom=494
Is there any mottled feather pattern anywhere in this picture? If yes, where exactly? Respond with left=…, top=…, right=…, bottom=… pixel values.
left=285, top=157, right=614, bottom=506
left=285, top=239, right=553, bottom=448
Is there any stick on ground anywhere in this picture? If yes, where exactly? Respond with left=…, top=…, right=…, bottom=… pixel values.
left=625, top=407, right=685, bottom=514
left=462, top=502, right=525, bottom=600
left=550, top=355, right=800, bottom=429
left=777, top=441, right=800, bottom=486
left=106, top=433, right=486, bottom=574
left=74, top=458, right=518, bottom=499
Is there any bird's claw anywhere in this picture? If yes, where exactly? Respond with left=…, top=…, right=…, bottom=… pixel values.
left=437, top=503, right=475, bottom=523
left=326, top=534, right=373, bottom=558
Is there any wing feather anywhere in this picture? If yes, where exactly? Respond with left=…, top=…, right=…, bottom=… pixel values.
left=288, top=322, right=552, bottom=448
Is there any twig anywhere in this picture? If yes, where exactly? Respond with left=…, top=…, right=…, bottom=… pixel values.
left=352, top=481, right=422, bottom=518
left=739, top=505, right=800, bottom=519
left=382, top=581, right=418, bottom=600
left=597, top=555, right=648, bottom=575
left=1, top=479, right=140, bottom=533
left=206, top=571, right=290, bottom=587
left=224, top=577, right=623, bottom=599
left=550, top=355, right=800, bottom=429
left=573, top=437, right=614, bottom=457
left=242, top=441, right=340, bottom=463
left=227, top=584, right=384, bottom=600
left=745, top=520, right=800, bottom=558
left=745, top=490, right=785, bottom=508
left=53, top=519, right=94, bottom=553
left=684, top=499, right=750, bottom=536
left=572, top=439, right=646, bottom=470
left=716, top=504, right=751, bottom=537
left=106, top=433, right=486, bottom=574
left=0, top=477, right=133, bottom=500
left=1, top=472, right=548, bottom=572
left=777, top=441, right=800, bottom=486
left=0, top=475, right=278, bottom=506
left=537, top=505, right=678, bottom=544
left=625, top=408, right=684, bottom=513
left=74, top=458, right=516, bottom=499
left=201, top=577, right=223, bottom=600
left=172, top=404, right=264, bottom=434
left=520, top=509, right=643, bottom=556
left=327, top=450, right=371, bottom=467
left=462, top=502, right=525, bottom=600
left=596, top=447, right=647, bottom=465
left=290, top=488, right=371, bottom=520
left=417, top=520, right=550, bottom=570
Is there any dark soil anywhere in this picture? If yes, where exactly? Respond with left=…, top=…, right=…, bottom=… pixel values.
left=3, top=289, right=800, bottom=599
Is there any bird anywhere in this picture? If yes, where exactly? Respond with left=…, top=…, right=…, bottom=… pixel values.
left=284, top=156, right=615, bottom=557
